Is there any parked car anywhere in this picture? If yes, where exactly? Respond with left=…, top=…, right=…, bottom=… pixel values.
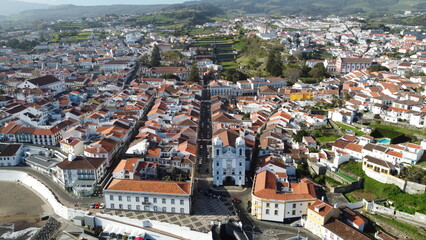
left=89, top=203, right=95, bottom=208
left=99, top=203, right=105, bottom=209
left=231, top=197, right=241, bottom=204
left=94, top=203, right=100, bottom=209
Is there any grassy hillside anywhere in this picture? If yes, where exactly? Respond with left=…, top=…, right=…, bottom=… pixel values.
left=205, top=0, right=426, bottom=16
left=7, top=4, right=166, bottom=21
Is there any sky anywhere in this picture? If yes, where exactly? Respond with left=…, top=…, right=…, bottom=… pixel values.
left=20, top=0, right=188, bottom=5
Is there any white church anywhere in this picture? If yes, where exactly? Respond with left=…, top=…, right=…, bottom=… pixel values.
left=212, top=129, right=246, bottom=186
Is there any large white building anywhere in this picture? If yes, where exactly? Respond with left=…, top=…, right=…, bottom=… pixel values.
left=0, top=143, right=24, bottom=166
left=17, top=75, right=65, bottom=96
left=54, top=155, right=107, bottom=197
left=212, top=129, right=246, bottom=186
left=251, top=161, right=317, bottom=222
left=104, top=179, right=192, bottom=214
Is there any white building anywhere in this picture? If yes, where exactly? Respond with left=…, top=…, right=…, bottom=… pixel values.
left=104, top=179, right=192, bottom=214
left=0, top=143, right=24, bottom=166
left=212, top=129, right=246, bottom=186
left=251, top=165, right=317, bottom=222
left=17, top=75, right=65, bottom=96
left=54, top=154, right=107, bottom=197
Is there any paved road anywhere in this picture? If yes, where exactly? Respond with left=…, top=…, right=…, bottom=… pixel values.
left=196, top=75, right=213, bottom=179
left=0, top=166, right=103, bottom=207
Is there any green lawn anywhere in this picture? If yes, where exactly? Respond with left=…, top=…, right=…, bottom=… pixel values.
left=335, top=172, right=357, bottom=182
left=366, top=213, right=426, bottom=240
left=340, top=162, right=426, bottom=214
left=344, top=193, right=358, bottom=203
left=325, top=176, right=343, bottom=187
left=335, top=122, right=366, bottom=136
left=316, top=135, right=339, bottom=143
left=370, top=124, right=425, bottom=136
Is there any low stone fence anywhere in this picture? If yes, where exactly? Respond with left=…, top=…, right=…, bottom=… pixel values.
left=363, top=199, right=426, bottom=225
left=325, top=170, right=363, bottom=193
left=364, top=167, right=426, bottom=194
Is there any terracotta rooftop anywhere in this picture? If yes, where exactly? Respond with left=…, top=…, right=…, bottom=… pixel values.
left=105, top=179, right=192, bottom=195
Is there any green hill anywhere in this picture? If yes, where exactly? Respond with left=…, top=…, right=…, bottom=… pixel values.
left=205, top=0, right=426, bottom=16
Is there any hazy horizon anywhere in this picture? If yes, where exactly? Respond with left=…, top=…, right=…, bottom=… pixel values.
left=14, top=0, right=189, bottom=5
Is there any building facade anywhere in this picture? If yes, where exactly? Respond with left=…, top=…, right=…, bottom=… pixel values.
left=212, top=129, right=246, bottom=186
left=104, top=179, right=192, bottom=214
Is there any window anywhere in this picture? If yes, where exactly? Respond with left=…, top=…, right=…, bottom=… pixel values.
left=171, top=199, right=175, bottom=204
left=217, top=162, right=219, bottom=166
left=239, top=162, right=242, bottom=166
left=292, top=210, right=296, bottom=215
left=275, top=204, right=279, bottom=208
left=136, top=205, right=140, bottom=210
left=144, top=197, right=149, bottom=203
left=180, top=208, right=185, bottom=213
left=110, top=195, right=114, bottom=201
left=162, top=207, right=166, bottom=212
left=274, top=210, right=278, bottom=215
left=111, top=203, right=115, bottom=208
left=136, top=197, right=140, bottom=202
left=180, top=199, right=184, bottom=205
left=171, top=207, right=175, bottom=213
left=162, top=198, right=166, bottom=204
left=154, top=206, right=158, bottom=211
left=119, top=204, right=123, bottom=209
left=144, top=206, right=150, bottom=211
left=127, top=196, right=131, bottom=202
left=266, top=209, right=270, bottom=214
left=266, top=203, right=270, bottom=208
left=216, top=149, right=219, bottom=155
left=128, top=205, right=132, bottom=210
left=293, top=203, right=296, bottom=208
left=153, top=198, right=157, bottom=203
left=118, top=196, right=122, bottom=201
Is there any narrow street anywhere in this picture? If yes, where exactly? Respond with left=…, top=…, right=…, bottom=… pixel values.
left=196, top=74, right=213, bottom=180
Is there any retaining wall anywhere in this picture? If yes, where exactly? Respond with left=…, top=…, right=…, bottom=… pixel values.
left=325, top=170, right=363, bottom=193
left=0, top=170, right=88, bottom=220
left=364, top=167, right=426, bottom=194
left=364, top=199, right=426, bottom=225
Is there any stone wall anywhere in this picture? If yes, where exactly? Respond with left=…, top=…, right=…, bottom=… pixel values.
left=364, top=167, right=426, bottom=194
left=363, top=199, right=426, bottom=226
left=325, top=170, right=363, bottom=193
left=0, top=170, right=88, bottom=220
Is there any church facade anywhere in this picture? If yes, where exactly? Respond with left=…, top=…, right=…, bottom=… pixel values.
left=212, top=129, right=246, bottom=186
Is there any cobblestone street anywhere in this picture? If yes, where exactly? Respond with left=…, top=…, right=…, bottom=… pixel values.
left=105, top=193, right=238, bottom=232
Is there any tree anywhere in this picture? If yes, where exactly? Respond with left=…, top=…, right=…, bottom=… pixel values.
left=418, top=72, right=426, bottom=76
left=367, top=65, right=389, bottom=72
left=150, top=44, right=161, bottom=67
left=188, top=64, right=200, bottom=83
left=265, top=50, right=283, bottom=77
left=309, top=63, right=327, bottom=80
left=283, top=68, right=301, bottom=82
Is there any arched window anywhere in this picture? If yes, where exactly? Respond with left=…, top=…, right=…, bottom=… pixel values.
left=216, top=149, right=219, bottom=155
left=239, top=149, right=242, bottom=155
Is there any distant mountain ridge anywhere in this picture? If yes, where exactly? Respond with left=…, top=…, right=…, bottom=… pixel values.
left=1, top=0, right=425, bottom=24
left=204, top=0, right=426, bottom=16
left=0, top=0, right=51, bottom=16
left=7, top=4, right=167, bottom=21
